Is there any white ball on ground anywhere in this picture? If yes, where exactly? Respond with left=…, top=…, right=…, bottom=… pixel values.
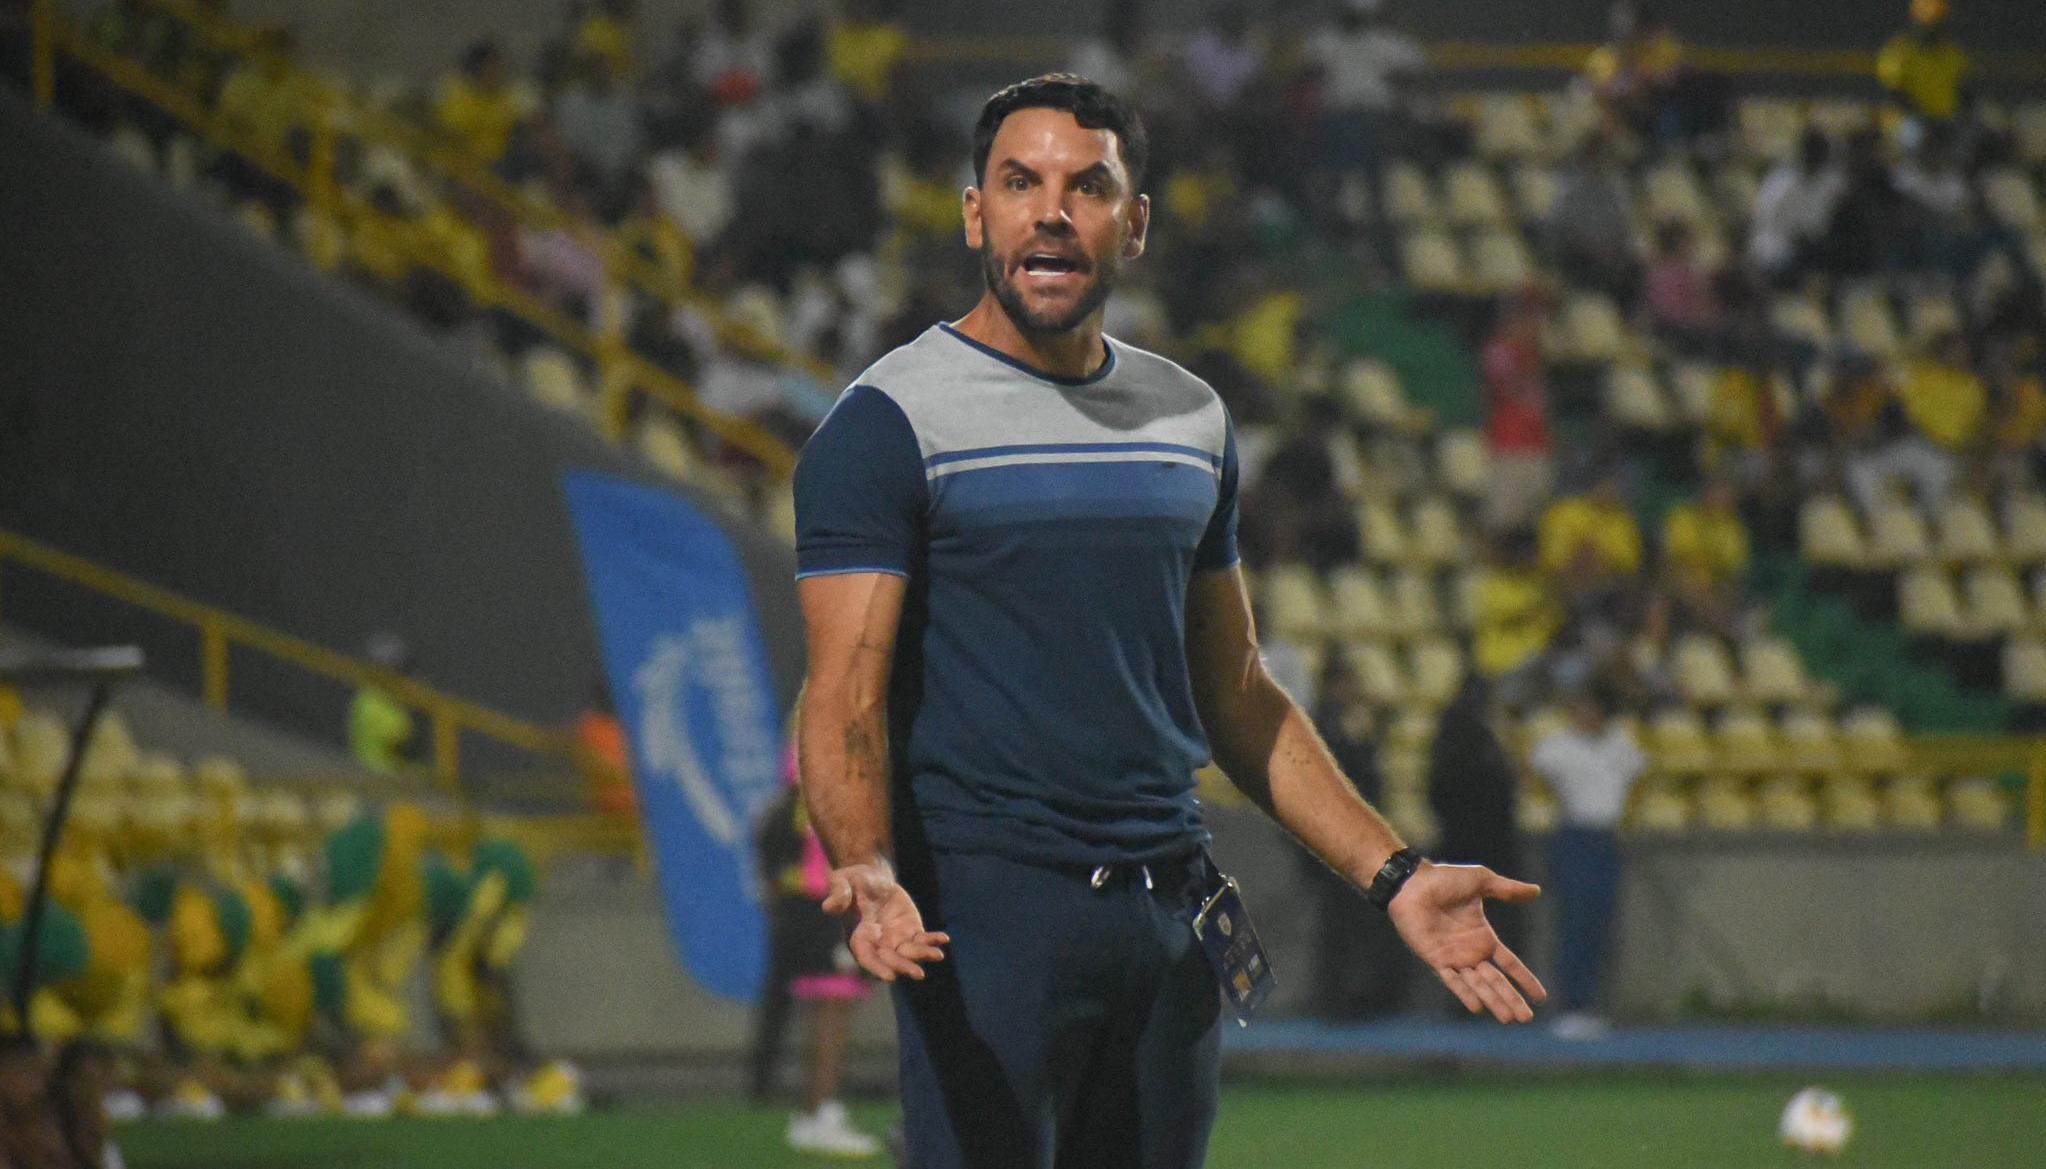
left=1779, top=1086, right=1853, bottom=1155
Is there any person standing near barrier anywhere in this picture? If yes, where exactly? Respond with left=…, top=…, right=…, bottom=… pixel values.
left=794, top=73, right=1545, bottom=1169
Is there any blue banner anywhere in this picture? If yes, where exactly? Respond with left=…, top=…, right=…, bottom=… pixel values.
left=563, top=472, right=784, bottom=1001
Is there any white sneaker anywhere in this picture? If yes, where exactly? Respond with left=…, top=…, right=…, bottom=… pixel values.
left=1551, top=1011, right=1611, bottom=1041
left=787, top=1099, right=882, bottom=1159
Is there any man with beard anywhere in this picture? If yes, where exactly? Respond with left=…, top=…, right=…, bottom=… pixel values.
left=793, top=74, right=1546, bottom=1169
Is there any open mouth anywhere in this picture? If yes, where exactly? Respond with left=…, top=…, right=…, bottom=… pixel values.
left=1019, top=253, right=1087, bottom=278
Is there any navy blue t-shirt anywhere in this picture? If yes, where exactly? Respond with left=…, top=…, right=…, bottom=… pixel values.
left=794, top=323, right=1239, bottom=866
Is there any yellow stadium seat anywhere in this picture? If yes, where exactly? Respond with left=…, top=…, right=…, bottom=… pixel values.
left=1877, top=775, right=1939, bottom=831
left=1510, top=163, right=1559, bottom=223
left=1840, top=287, right=1902, bottom=358
left=1408, top=639, right=1465, bottom=708
left=1867, top=500, right=1932, bottom=568
left=1641, top=160, right=1712, bottom=228
left=1841, top=708, right=1910, bottom=774
left=1475, top=94, right=1544, bottom=159
left=1899, top=567, right=1968, bottom=637
left=1742, top=637, right=1816, bottom=706
left=1664, top=361, right=1717, bottom=426
left=2005, top=636, right=2046, bottom=702
left=1386, top=708, right=1438, bottom=753
left=1648, top=708, right=1715, bottom=775
left=1905, top=290, right=1962, bottom=344
left=1805, top=99, right=1873, bottom=138
left=1712, top=162, right=1761, bottom=222
left=1358, top=500, right=1413, bottom=567
left=1448, top=569, right=1482, bottom=630
left=524, top=348, right=588, bottom=413
left=1329, top=566, right=1396, bottom=640
left=1674, top=634, right=1741, bottom=707
left=1605, top=365, right=1673, bottom=431
left=1780, top=709, right=1845, bottom=774
left=1262, top=564, right=1333, bottom=643
left=1737, top=98, right=1806, bottom=161
left=1982, top=169, right=2042, bottom=233
left=1518, top=786, right=1559, bottom=834
left=1552, top=294, right=1631, bottom=363
left=1770, top=294, right=1834, bottom=349
left=1402, top=229, right=1466, bottom=293
left=1445, top=161, right=1511, bottom=226
left=1800, top=494, right=1867, bottom=569
left=1337, top=358, right=1409, bottom=428
left=1517, top=705, right=1568, bottom=750
left=1436, top=430, right=1490, bottom=499
left=1631, top=775, right=1692, bottom=832
left=1470, top=228, right=1535, bottom=293
left=1964, top=567, right=2030, bottom=635
left=1714, top=708, right=1779, bottom=774
left=2006, top=494, right=2046, bottom=564
left=636, top=416, right=700, bottom=483
left=1409, top=496, right=1468, bottom=568
left=1352, top=642, right=1410, bottom=707
left=1948, top=776, right=2012, bottom=832
left=1697, top=774, right=1755, bottom=830
left=1756, top=774, right=1819, bottom=831
left=1539, top=91, right=1602, bottom=153
left=1390, top=570, right=1445, bottom=633
left=13, top=708, right=71, bottom=795
left=1378, top=745, right=1426, bottom=795
left=1936, top=497, right=2002, bottom=564
left=1820, top=774, right=1882, bottom=833
left=1384, top=163, right=1438, bottom=224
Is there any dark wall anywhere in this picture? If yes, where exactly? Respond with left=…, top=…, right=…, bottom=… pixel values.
left=0, top=91, right=801, bottom=782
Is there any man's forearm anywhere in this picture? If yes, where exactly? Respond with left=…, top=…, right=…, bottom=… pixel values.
left=797, top=679, right=894, bottom=867
left=1211, top=675, right=1406, bottom=888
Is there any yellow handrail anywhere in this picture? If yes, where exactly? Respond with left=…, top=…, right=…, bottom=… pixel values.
left=41, top=18, right=796, bottom=478
left=0, top=529, right=572, bottom=794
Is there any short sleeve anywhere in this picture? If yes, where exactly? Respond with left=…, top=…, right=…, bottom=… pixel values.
left=793, top=385, right=926, bottom=579
left=1194, top=411, right=1240, bottom=572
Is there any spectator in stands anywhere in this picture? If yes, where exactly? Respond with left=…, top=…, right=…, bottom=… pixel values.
left=572, top=0, right=638, bottom=80
left=1242, top=395, right=1363, bottom=571
left=552, top=54, right=642, bottom=213
left=1878, top=0, right=1971, bottom=137
left=1747, top=129, right=1844, bottom=284
left=648, top=108, right=736, bottom=246
left=1892, top=329, right=1987, bottom=496
left=1546, top=136, right=1641, bottom=304
left=1181, top=2, right=1264, bottom=111
left=1529, top=674, right=1644, bottom=1040
left=1985, top=340, right=2046, bottom=491
left=518, top=181, right=611, bottom=322
left=691, top=0, right=775, bottom=106
left=1541, top=466, right=1644, bottom=655
left=1294, top=654, right=1409, bottom=1020
left=1894, top=121, right=1971, bottom=272
left=826, top=0, right=908, bottom=106
left=1661, top=476, right=1752, bottom=639
left=1582, top=0, right=1682, bottom=143
left=1472, top=528, right=1562, bottom=708
left=350, top=633, right=417, bottom=776
left=1481, top=288, right=1556, bottom=533
left=1426, top=677, right=1526, bottom=959
left=1067, top=0, right=1144, bottom=98
left=1702, top=356, right=1787, bottom=498
left=1813, top=128, right=1914, bottom=279
left=211, top=26, right=318, bottom=221
left=617, top=174, right=694, bottom=294
left=434, top=41, right=531, bottom=168
left=1303, top=0, right=1427, bottom=224
left=1642, top=221, right=1720, bottom=355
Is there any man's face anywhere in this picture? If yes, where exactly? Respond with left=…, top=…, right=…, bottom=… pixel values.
left=964, top=107, right=1148, bottom=337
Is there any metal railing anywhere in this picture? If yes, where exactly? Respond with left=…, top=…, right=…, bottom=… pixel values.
left=0, top=529, right=572, bottom=797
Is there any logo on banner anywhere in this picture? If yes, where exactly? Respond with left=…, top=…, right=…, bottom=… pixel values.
left=632, top=617, right=782, bottom=850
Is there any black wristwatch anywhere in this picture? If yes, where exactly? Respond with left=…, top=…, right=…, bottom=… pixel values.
left=1365, top=847, right=1423, bottom=913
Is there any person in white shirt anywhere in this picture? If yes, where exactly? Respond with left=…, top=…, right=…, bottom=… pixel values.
left=1305, top=0, right=1427, bottom=222
left=1528, top=677, right=1645, bottom=1038
left=1748, top=129, right=1846, bottom=282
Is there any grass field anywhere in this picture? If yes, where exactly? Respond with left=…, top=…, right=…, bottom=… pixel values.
left=116, top=1073, right=2046, bottom=1169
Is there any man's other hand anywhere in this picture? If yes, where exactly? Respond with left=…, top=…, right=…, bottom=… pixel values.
left=822, top=861, right=950, bottom=982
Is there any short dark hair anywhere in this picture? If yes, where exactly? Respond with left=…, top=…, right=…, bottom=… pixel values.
left=972, top=73, right=1147, bottom=192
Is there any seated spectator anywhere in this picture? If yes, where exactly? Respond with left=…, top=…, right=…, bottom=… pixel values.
left=1894, top=121, right=1970, bottom=272
left=573, top=0, right=638, bottom=79
left=552, top=54, right=642, bottom=210
left=1845, top=330, right=1983, bottom=511
left=434, top=41, right=532, bottom=168
left=517, top=182, right=612, bottom=323
left=826, top=0, right=908, bottom=105
left=1661, top=477, right=1752, bottom=638
left=1748, top=129, right=1844, bottom=283
left=1473, top=528, right=1563, bottom=705
left=1582, top=0, right=1682, bottom=142
left=1241, top=395, right=1363, bottom=570
left=690, top=0, right=775, bottom=106
left=1642, top=221, right=1720, bottom=353
left=616, top=175, right=695, bottom=295
left=1181, top=2, right=1264, bottom=111
left=211, top=27, right=320, bottom=217
left=1546, top=137, right=1641, bottom=303
left=1812, top=128, right=1915, bottom=279
left=1068, top=0, right=1144, bottom=97
left=1878, top=0, right=1971, bottom=135
left=1985, top=341, right=2046, bottom=491
left=1303, top=0, right=1427, bottom=215
left=1702, top=358, right=1786, bottom=496
left=1482, top=289, right=1556, bottom=532
left=350, top=634, right=417, bottom=776
left=1540, top=467, right=1643, bottom=656
left=648, top=110, right=736, bottom=246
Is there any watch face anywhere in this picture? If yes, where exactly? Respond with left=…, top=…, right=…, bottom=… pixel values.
left=1218, top=912, right=1234, bottom=938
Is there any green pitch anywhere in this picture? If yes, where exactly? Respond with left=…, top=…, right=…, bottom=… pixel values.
left=117, top=1074, right=2046, bottom=1169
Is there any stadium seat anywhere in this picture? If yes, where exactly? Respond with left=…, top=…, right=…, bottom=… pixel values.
left=1697, top=774, right=1756, bottom=830
left=1756, top=774, right=1819, bottom=831
left=2004, top=636, right=2046, bottom=702
left=524, top=348, right=589, bottom=413
left=1385, top=708, right=1438, bottom=753
left=1904, top=290, right=1962, bottom=344
left=1780, top=709, right=1845, bottom=774
left=1410, top=496, right=1469, bottom=567
left=1963, top=566, right=2030, bottom=634
left=1982, top=169, right=2042, bottom=233
left=2017, top=102, right=2046, bottom=164
left=1552, top=294, right=1631, bottom=363
left=1881, top=775, right=1941, bottom=832
left=1631, top=775, right=1693, bottom=832
left=1358, top=500, right=1413, bottom=566
left=1352, top=641, right=1410, bottom=707
left=2007, top=494, right=2046, bottom=564
left=1714, top=708, right=1779, bottom=774
left=1328, top=566, right=1396, bottom=639
left=1389, top=569, right=1445, bottom=633
left=1517, top=705, right=1569, bottom=752
left=1935, top=497, right=2002, bottom=564
left=1510, top=163, right=1559, bottom=223
left=1666, top=361, right=1719, bottom=426
left=1741, top=637, right=1817, bottom=706
left=1841, top=708, right=1910, bottom=774
left=1378, top=745, right=1427, bottom=795
left=1770, top=294, right=1834, bottom=349
left=1840, top=287, right=1902, bottom=358
left=1711, top=161, right=1760, bottom=222
left=1736, top=98, right=1805, bottom=161
left=1384, top=163, right=1439, bottom=225
left=1820, top=774, right=1882, bottom=833
left=1263, top=565, right=1333, bottom=642
left=1445, top=161, right=1511, bottom=226
left=1436, top=430, right=1490, bottom=499
left=1605, top=365, right=1673, bottom=431
left=1898, top=567, right=1968, bottom=636
left=1648, top=708, right=1715, bottom=775
left=1401, top=229, right=1466, bottom=293
left=1337, top=358, right=1411, bottom=428
left=1469, top=228, right=1536, bottom=292
left=163, top=133, right=201, bottom=191
left=1448, top=568, right=1482, bottom=630
left=108, top=124, right=158, bottom=173
left=1800, top=494, right=1867, bottom=568
left=1474, top=94, right=1543, bottom=159
left=1408, top=639, right=1464, bottom=708
left=1673, top=634, right=1741, bottom=707
left=1805, top=99, right=1872, bottom=138
left=1867, top=499, right=1932, bottom=569
left=1641, top=160, right=1712, bottom=228
left=1948, top=776, right=2012, bottom=832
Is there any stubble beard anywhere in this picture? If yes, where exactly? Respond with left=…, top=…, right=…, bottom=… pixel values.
left=979, top=233, right=1122, bottom=338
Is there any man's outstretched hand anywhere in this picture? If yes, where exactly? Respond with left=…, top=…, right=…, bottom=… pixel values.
left=1387, top=861, right=1547, bottom=1023
left=821, top=861, right=950, bottom=982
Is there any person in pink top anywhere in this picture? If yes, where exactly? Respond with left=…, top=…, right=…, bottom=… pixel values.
left=1482, top=288, right=1556, bottom=533
left=1642, top=221, right=1721, bottom=355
